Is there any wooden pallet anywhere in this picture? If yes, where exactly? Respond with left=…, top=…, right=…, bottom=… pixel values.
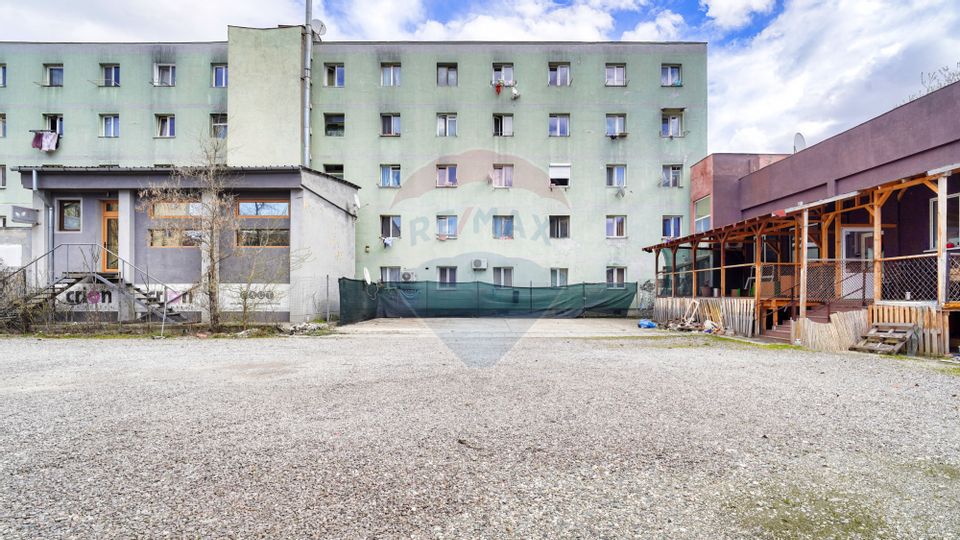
left=849, top=323, right=918, bottom=355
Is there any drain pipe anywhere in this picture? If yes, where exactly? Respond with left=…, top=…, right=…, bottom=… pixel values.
left=302, top=1, right=313, bottom=168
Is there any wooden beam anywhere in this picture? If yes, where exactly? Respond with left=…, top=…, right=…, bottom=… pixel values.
left=834, top=209, right=842, bottom=297
left=938, top=175, right=948, bottom=305
left=873, top=191, right=883, bottom=301
left=692, top=243, right=698, bottom=298
left=671, top=247, right=677, bottom=297
left=754, top=230, right=763, bottom=335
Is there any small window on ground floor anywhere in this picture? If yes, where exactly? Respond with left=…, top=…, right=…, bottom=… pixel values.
left=551, top=268, right=568, bottom=287
left=493, top=267, right=513, bottom=287
left=606, top=266, right=626, bottom=289
left=381, top=266, right=401, bottom=282
left=57, top=200, right=81, bottom=231
left=438, top=266, right=457, bottom=288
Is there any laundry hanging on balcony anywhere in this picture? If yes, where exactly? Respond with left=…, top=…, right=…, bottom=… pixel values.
left=30, top=130, right=60, bottom=152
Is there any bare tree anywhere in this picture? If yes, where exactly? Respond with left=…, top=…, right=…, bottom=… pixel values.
left=903, top=61, right=960, bottom=103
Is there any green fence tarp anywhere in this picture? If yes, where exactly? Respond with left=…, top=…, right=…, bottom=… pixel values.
left=339, top=278, right=638, bottom=325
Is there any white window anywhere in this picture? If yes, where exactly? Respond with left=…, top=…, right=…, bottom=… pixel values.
left=437, top=63, right=457, bottom=86
left=606, top=266, right=626, bottom=288
left=551, top=268, right=568, bottom=287
left=549, top=164, right=571, bottom=187
left=493, top=215, right=514, bottom=239
left=492, top=63, right=514, bottom=84
left=44, top=64, right=63, bottom=87
left=661, top=110, right=683, bottom=137
left=0, top=64, right=5, bottom=87
left=210, top=113, right=227, bottom=138
left=662, top=215, right=682, bottom=238
left=380, top=215, right=401, bottom=238
left=492, top=164, right=513, bottom=188
left=605, top=114, right=626, bottom=136
left=606, top=216, right=626, bottom=238
left=0, top=165, right=6, bottom=189
left=212, top=64, right=228, bottom=87
left=549, top=114, right=570, bottom=137
left=44, top=114, right=63, bottom=136
left=436, top=165, right=457, bottom=187
left=549, top=215, right=570, bottom=239
left=493, top=267, right=513, bottom=287
left=381, top=114, right=400, bottom=136
left=694, top=196, right=711, bottom=233
left=493, top=114, right=513, bottom=137
left=380, top=164, right=401, bottom=188
left=381, top=266, right=401, bottom=282
left=438, top=266, right=457, bottom=288
left=381, top=63, right=400, bottom=87
left=153, top=64, right=176, bottom=87
left=662, top=164, right=682, bottom=187
left=325, top=114, right=344, bottom=136
left=0, top=114, right=6, bottom=138
left=101, top=64, right=120, bottom=87
left=156, top=114, right=175, bottom=138
left=437, top=215, right=458, bottom=238
left=325, top=63, right=344, bottom=87
left=929, top=194, right=960, bottom=249
left=605, top=64, right=626, bottom=86
left=661, top=64, right=682, bottom=86
left=324, top=164, right=344, bottom=179
left=436, top=113, right=457, bottom=137
left=606, top=165, right=626, bottom=187
left=100, top=114, right=119, bottom=138
left=548, top=63, right=570, bottom=86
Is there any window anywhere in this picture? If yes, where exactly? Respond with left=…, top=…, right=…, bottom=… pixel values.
left=381, top=63, right=400, bottom=86
left=100, top=114, right=119, bottom=138
left=493, top=215, right=514, bottom=239
left=436, top=113, right=457, bottom=137
left=549, top=164, right=571, bottom=187
left=606, top=114, right=626, bottom=137
left=380, top=164, right=401, bottom=188
left=44, top=114, right=63, bottom=136
left=551, top=268, right=568, bottom=287
left=548, top=63, right=570, bottom=86
left=694, top=196, right=711, bottom=233
left=238, top=201, right=289, bottom=217
left=323, top=164, right=344, bottom=179
left=492, top=63, right=514, bottom=84
left=438, top=266, right=457, bottom=288
left=380, top=114, right=400, bottom=136
left=209, top=114, right=228, bottom=138
left=149, top=229, right=201, bottom=247
left=0, top=114, right=6, bottom=138
left=437, top=63, right=457, bottom=86
left=606, top=165, right=626, bottom=187
left=44, top=64, right=63, bottom=87
left=437, top=215, right=458, bottom=238
left=606, top=216, right=626, bottom=238
left=549, top=216, right=570, bottom=239
left=436, top=165, right=457, bottom=187
left=549, top=114, right=570, bottom=137
left=325, top=63, right=344, bottom=87
left=0, top=64, right=5, bottom=87
left=324, top=113, right=344, bottom=136
left=493, top=267, right=513, bottom=287
left=605, top=64, right=626, bottom=86
left=156, top=115, right=175, bottom=138
left=661, top=110, right=683, bottom=137
left=153, top=64, right=176, bottom=87
left=237, top=229, right=289, bottom=247
left=380, top=215, right=401, bottom=238
left=661, top=164, right=682, bottom=187
left=493, top=114, right=513, bottom=137
left=929, top=194, right=960, bottom=249
left=492, top=164, right=513, bottom=188
left=212, top=64, right=228, bottom=87
left=381, top=266, right=401, bottom=282
left=57, top=200, right=81, bottom=232
left=0, top=165, right=6, bottom=189
left=152, top=200, right=202, bottom=217
left=661, top=64, right=682, bottom=87
left=606, top=266, right=626, bottom=289
left=662, top=215, right=682, bottom=238
left=101, top=64, right=120, bottom=87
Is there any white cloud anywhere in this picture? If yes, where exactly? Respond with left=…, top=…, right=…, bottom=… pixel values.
left=621, top=10, right=685, bottom=41
left=699, top=0, right=775, bottom=30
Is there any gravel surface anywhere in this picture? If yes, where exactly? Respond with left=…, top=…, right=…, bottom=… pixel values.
left=1, top=319, right=959, bottom=538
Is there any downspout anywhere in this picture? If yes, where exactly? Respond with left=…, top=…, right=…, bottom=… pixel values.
left=302, top=1, right=313, bottom=168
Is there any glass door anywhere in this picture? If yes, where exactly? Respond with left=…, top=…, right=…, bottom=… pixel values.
left=101, top=200, right=119, bottom=273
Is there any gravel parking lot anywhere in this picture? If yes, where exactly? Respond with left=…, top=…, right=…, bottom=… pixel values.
left=1, top=318, right=959, bottom=538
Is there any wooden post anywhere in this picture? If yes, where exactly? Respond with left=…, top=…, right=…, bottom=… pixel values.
left=654, top=248, right=661, bottom=297
left=872, top=192, right=883, bottom=301
left=834, top=204, right=842, bottom=298
left=671, top=247, right=677, bottom=297
left=938, top=175, right=948, bottom=305
left=720, top=235, right=727, bottom=298
left=691, top=243, right=698, bottom=298
left=799, top=209, right=809, bottom=321
left=754, top=229, right=763, bottom=335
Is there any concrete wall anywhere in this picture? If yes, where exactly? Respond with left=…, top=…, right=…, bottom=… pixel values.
left=0, top=227, right=31, bottom=268
left=690, top=153, right=788, bottom=229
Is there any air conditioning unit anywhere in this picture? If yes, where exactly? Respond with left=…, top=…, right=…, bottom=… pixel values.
left=400, top=269, right=417, bottom=282
left=471, top=258, right=488, bottom=270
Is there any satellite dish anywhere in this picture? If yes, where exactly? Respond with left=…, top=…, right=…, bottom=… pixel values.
left=363, top=267, right=372, bottom=285
left=310, top=19, right=327, bottom=36
left=793, top=132, right=806, bottom=153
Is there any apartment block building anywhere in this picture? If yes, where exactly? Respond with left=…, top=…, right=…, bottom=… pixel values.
left=0, top=25, right=706, bottom=314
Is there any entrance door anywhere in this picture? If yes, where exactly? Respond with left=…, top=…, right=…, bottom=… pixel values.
left=841, top=228, right=875, bottom=299
left=101, top=200, right=119, bottom=273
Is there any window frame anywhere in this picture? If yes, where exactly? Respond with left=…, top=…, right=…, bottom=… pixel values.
left=323, top=164, right=344, bottom=179
left=153, top=63, right=176, bottom=87
left=150, top=200, right=203, bottom=219
left=606, top=266, right=627, bottom=289
left=0, top=114, right=5, bottom=138
left=661, top=164, right=683, bottom=187
left=549, top=215, right=570, bottom=239
left=236, top=199, right=289, bottom=218
left=436, top=215, right=458, bottom=238
left=148, top=229, right=202, bottom=248
left=662, top=215, right=682, bottom=239
left=380, top=215, right=402, bottom=239
left=605, top=114, right=626, bottom=136
left=0, top=64, right=6, bottom=87
left=324, top=63, right=344, bottom=87
left=492, top=164, right=513, bottom=188
left=604, top=64, right=626, bottom=87
left=493, top=267, right=514, bottom=288
left=492, top=63, right=515, bottom=85
left=661, top=110, right=684, bottom=138
left=155, top=114, right=176, bottom=138
left=210, top=113, right=228, bottom=139
left=380, top=63, right=401, bottom=87
left=380, top=164, right=401, bottom=188
left=437, top=63, right=458, bottom=87
left=57, top=199, right=82, bottom=233
left=381, top=266, right=401, bottom=282
left=548, top=113, right=570, bottom=137
left=211, top=64, right=228, bottom=88
left=44, top=113, right=64, bottom=136
left=551, top=267, right=569, bottom=288
left=493, top=113, right=514, bottom=137
left=236, top=228, right=290, bottom=248
left=549, top=163, right=571, bottom=188
left=324, top=113, right=345, bottom=137
left=606, top=215, right=627, bottom=238
left=661, top=64, right=682, bottom=87
left=928, top=194, right=960, bottom=250
left=44, top=64, right=64, bottom=87
left=606, top=164, right=626, bottom=187
left=492, top=215, right=514, bottom=240
left=100, top=114, right=120, bottom=138
left=694, top=196, right=712, bottom=233
left=548, top=62, right=571, bottom=86
left=100, top=64, right=120, bottom=87
left=436, top=164, right=458, bottom=187
left=380, top=113, right=401, bottom=136
left=436, top=113, right=457, bottom=137
left=437, top=266, right=458, bottom=289
left=0, top=165, right=7, bottom=189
